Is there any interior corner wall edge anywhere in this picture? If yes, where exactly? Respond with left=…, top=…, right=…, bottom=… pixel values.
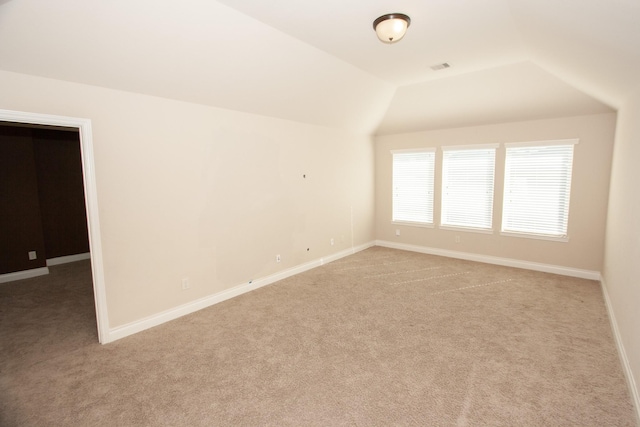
left=600, top=277, right=640, bottom=422
left=0, top=70, right=377, bottom=330
left=602, top=89, right=640, bottom=422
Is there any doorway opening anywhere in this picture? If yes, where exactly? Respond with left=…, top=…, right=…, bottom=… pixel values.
left=0, top=109, right=108, bottom=343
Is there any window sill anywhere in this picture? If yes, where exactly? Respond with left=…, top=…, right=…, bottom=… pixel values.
left=439, top=225, right=494, bottom=234
left=392, top=220, right=435, bottom=229
left=500, top=231, right=569, bottom=242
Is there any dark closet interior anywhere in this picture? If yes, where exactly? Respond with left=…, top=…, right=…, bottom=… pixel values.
left=0, top=123, right=89, bottom=275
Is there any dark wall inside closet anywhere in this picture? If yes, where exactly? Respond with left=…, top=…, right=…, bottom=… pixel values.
left=0, top=124, right=89, bottom=275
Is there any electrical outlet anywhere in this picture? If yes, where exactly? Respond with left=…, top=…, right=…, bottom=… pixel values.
left=330, top=238, right=334, bottom=246
left=276, top=254, right=281, bottom=263
left=28, top=251, right=37, bottom=260
left=455, top=235, right=461, bottom=243
left=181, top=278, right=190, bottom=290
left=395, top=229, right=401, bottom=236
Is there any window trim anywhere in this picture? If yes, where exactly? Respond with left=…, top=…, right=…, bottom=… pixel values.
left=440, top=225, right=494, bottom=234
left=391, top=148, right=437, bottom=154
left=392, top=220, right=435, bottom=228
left=500, top=230, right=570, bottom=242
left=441, top=143, right=500, bottom=151
left=504, top=139, right=579, bottom=149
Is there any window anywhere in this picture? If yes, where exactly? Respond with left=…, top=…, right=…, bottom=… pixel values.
left=502, top=140, right=577, bottom=240
left=392, top=149, right=435, bottom=226
left=441, top=144, right=497, bottom=231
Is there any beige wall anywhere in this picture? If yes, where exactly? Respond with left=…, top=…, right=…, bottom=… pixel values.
left=0, top=70, right=375, bottom=328
left=375, top=113, right=616, bottom=272
left=604, top=90, right=640, bottom=403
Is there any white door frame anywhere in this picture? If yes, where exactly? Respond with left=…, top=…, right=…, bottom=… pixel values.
left=0, top=108, right=109, bottom=343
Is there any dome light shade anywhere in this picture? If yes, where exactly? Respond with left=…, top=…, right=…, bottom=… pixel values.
left=373, top=13, right=411, bottom=44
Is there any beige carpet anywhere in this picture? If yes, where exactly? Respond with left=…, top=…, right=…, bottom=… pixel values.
left=0, top=247, right=636, bottom=426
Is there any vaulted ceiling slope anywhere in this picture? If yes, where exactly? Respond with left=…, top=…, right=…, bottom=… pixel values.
left=376, top=61, right=614, bottom=135
left=1, top=0, right=639, bottom=135
left=0, top=0, right=395, bottom=133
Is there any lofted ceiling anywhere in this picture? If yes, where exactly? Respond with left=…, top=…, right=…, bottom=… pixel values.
left=216, top=0, right=530, bottom=87
left=0, top=0, right=639, bottom=134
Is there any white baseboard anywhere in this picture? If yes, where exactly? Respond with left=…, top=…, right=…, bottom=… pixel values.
left=375, top=240, right=601, bottom=280
left=106, top=242, right=375, bottom=343
left=601, top=278, right=640, bottom=424
left=0, top=254, right=91, bottom=284
left=321, top=241, right=375, bottom=265
left=46, top=252, right=91, bottom=266
left=0, top=267, right=50, bottom=284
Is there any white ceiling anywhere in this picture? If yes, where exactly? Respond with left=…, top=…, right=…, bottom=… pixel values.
left=1, top=0, right=639, bottom=134
left=377, top=61, right=613, bottom=135
left=215, top=0, right=529, bottom=87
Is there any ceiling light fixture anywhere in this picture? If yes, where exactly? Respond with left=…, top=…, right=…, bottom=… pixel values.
left=373, top=13, right=411, bottom=44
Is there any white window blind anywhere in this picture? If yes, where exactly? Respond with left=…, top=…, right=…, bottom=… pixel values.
left=441, top=145, right=497, bottom=230
left=392, top=149, right=435, bottom=225
left=502, top=140, right=577, bottom=239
